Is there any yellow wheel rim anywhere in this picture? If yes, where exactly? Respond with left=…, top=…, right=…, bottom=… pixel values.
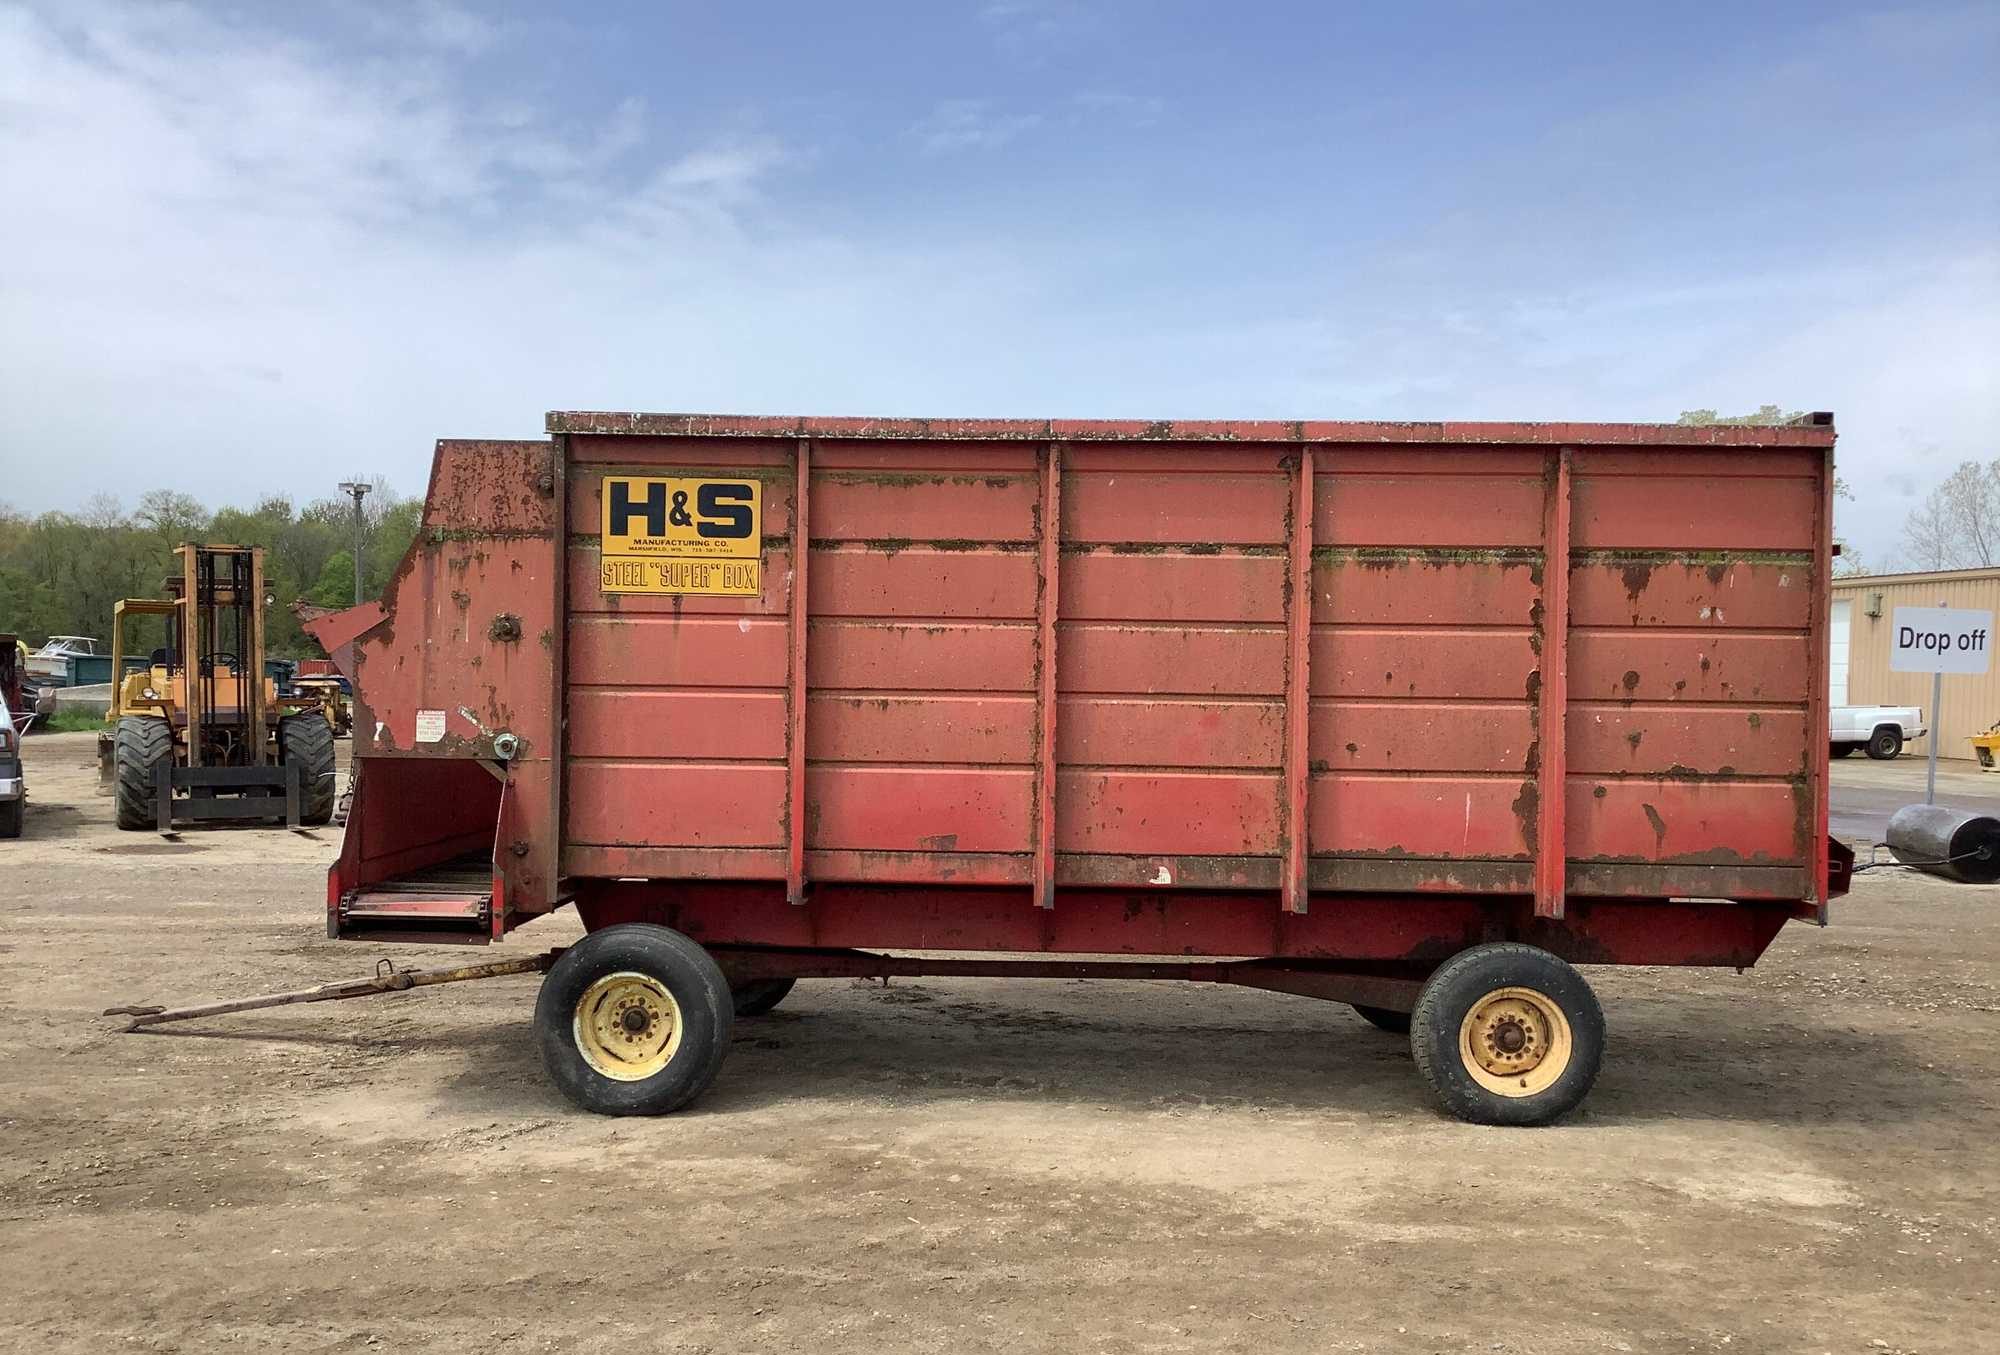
left=573, top=972, right=684, bottom=1082
left=1458, top=986, right=1573, bottom=1098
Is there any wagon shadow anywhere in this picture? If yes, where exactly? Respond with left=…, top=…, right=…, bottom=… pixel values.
left=1586, top=1022, right=1953, bottom=1126
left=412, top=997, right=1427, bottom=1119
left=412, top=988, right=1953, bottom=1128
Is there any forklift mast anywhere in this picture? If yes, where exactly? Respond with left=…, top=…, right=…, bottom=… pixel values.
left=181, top=546, right=266, bottom=768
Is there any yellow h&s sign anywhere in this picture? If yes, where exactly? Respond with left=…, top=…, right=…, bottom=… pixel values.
left=599, top=475, right=762, bottom=596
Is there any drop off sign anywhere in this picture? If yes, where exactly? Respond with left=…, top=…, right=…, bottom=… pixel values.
left=1889, top=606, right=1994, bottom=675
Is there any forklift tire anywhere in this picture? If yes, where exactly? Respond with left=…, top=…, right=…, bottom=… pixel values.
left=113, top=716, right=173, bottom=830
left=1352, top=1004, right=1411, bottom=1034
left=536, top=924, right=734, bottom=1116
left=732, top=977, right=796, bottom=1017
left=0, top=798, right=21, bottom=839
left=1409, top=942, right=1605, bottom=1127
left=280, top=714, right=337, bottom=825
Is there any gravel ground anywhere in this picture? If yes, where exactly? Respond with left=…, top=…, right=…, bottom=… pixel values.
left=1, top=731, right=1996, bottom=1354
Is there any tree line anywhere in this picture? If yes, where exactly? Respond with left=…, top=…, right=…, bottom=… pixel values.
left=0, top=487, right=422, bottom=659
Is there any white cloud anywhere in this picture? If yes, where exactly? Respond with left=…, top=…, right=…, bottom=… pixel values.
left=412, top=0, right=499, bottom=56
left=978, top=0, right=1101, bottom=62
left=908, top=99, right=1044, bottom=154
left=656, top=137, right=786, bottom=192
left=906, top=90, right=1166, bottom=156
left=1072, top=91, right=1164, bottom=127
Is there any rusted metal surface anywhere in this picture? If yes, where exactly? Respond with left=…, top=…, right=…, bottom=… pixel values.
left=335, top=411, right=1846, bottom=960
left=548, top=412, right=1838, bottom=449
left=327, top=440, right=563, bottom=934
left=295, top=601, right=383, bottom=679
left=575, top=880, right=1797, bottom=969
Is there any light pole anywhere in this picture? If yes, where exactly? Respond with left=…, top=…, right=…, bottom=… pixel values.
left=336, top=481, right=372, bottom=605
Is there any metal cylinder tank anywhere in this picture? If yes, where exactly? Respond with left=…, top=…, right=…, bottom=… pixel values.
left=1885, top=803, right=2000, bottom=883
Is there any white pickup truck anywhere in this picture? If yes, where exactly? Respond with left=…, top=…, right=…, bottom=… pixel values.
left=1830, top=705, right=1927, bottom=760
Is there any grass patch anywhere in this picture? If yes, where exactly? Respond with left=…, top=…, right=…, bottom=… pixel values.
left=39, top=709, right=107, bottom=734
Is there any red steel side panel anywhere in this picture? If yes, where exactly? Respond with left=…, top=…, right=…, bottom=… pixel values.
left=563, top=437, right=1042, bottom=881
left=1055, top=448, right=1291, bottom=875
left=338, top=415, right=1839, bottom=954
left=1306, top=447, right=1546, bottom=890
left=1562, top=447, right=1820, bottom=889
left=548, top=424, right=1832, bottom=907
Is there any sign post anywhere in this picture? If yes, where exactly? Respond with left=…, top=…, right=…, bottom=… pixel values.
left=1929, top=668, right=1942, bottom=805
left=1888, top=604, right=1994, bottom=805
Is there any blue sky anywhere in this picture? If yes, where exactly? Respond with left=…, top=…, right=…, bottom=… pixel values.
left=2, top=0, right=1995, bottom=566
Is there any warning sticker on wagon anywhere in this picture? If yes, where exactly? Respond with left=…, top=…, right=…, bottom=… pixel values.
left=599, top=475, right=762, bottom=596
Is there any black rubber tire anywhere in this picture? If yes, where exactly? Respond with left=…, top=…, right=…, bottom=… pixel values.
left=0, top=798, right=21, bottom=839
left=732, top=977, right=796, bottom=1017
left=1829, top=743, right=1855, bottom=758
left=113, top=716, right=173, bottom=830
left=1865, top=727, right=1903, bottom=760
left=1409, top=942, right=1605, bottom=1127
left=536, top=924, right=734, bottom=1116
left=279, top=713, right=337, bottom=825
left=1352, top=1003, right=1411, bottom=1034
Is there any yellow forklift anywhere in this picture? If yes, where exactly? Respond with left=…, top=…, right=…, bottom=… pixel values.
left=98, top=545, right=336, bottom=829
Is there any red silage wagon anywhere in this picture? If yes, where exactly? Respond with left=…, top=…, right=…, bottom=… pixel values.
left=326, top=411, right=1850, bottom=1124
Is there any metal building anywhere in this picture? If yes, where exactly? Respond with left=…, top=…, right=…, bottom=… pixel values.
left=1830, top=567, right=2000, bottom=759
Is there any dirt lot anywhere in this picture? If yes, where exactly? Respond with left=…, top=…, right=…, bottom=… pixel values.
left=2, top=732, right=1996, bottom=1353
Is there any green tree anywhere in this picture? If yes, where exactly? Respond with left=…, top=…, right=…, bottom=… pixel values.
left=134, top=490, right=207, bottom=546
left=1675, top=404, right=1798, bottom=427
left=365, top=495, right=422, bottom=595
left=0, top=487, right=421, bottom=657
left=309, top=550, right=357, bottom=608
